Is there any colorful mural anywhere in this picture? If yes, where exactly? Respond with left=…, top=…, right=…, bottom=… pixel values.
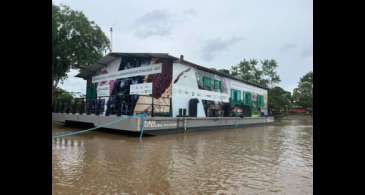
left=88, top=56, right=173, bottom=116
left=84, top=54, right=268, bottom=117
left=172, top=62, right=268, bottom=117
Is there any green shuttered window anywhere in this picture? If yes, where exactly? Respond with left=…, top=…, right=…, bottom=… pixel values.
left=214, top=80, right=221, bottom=92
left=230, top=89, right=241, bottom=105
left=256, top=95, right=265, bottom=108
left=203, top=76, right=212, bottom=90
left=203, top=76, right=222, bottom=92
left=244, top=92, right=252, bottom=106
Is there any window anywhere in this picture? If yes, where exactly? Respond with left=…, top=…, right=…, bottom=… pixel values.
left=203, top=76, right=212, bottom=90
left=235, top=90, right=241, bottom=103
left=213, top=80, right=221, bottom=92
left=244, top=92, right=252, bottom=106
left=230, top=89, right=241, bottom=105
left=257, top=95, right=265, bottom=108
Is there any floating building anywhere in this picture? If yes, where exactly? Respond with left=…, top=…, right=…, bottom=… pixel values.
left=52, top=53, right=273, bottom=135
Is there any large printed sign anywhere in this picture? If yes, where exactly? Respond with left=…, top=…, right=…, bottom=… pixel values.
left=97, top=81, right=110, bottom=96
left=130, top=83, right=153, bottom=95
left=92, top=64, right=162, bottom=83
left=172, top=87, right=230, bottom=102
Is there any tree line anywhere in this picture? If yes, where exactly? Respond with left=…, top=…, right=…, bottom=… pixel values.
left=218, top=60, right=312, bottom=115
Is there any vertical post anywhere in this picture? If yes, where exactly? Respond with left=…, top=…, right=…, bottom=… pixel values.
left=151, top=96, right=154, bottom=117
left=139, top=113, right=145, bottom=139
left=183, top=117, right=187, bottom=132
left=169, top=98, right=172, bottom=117
left=53, top=100, right=57, bottom=112
left=65, top=101, right=69, bottom=113
left=110, top=27, right=113, bottom=52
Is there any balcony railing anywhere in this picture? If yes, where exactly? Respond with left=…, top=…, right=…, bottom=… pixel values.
left=52, top=95, right=171, bottom=117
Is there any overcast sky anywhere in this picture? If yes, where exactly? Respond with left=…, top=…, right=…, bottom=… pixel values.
left=54, top=0, right=312, bottom=95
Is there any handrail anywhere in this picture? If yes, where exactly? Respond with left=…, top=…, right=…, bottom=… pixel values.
left=52, top=95, right=171, bottom=117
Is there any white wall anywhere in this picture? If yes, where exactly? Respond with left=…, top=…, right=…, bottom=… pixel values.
left=172, top=63, right=206, bottom=117
left=172, top=62, right=268, bottom=117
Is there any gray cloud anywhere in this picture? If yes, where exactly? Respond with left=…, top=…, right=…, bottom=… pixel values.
left=133, top=9, right=197, bottom=39
left=134, top=10, right=174, bottom=38
left=182, top=9, right=197, bottom=17
left=280, top=43, right=297, bottom=51
left=54, top=0, right=312, bottom=93
left=201, top=36, right=243, bottom=61
left=300, top=45, right=313, bottom=58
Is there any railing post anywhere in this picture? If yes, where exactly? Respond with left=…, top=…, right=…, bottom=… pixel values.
left=151, top=96, right=154, bottom=117
left=80, top=98, right=86, bottom=114
left=169, top=98, right=172, bottom=117
left=139, top=113, right=145, bottom=139
left=96, top=98, right=100, bottom=116
left=53, top=100, right=57, bottom=112
left=65, top=101, right=69, bottom=113
left=72, top=100, right=77, bottom=114
left=67, top=100, right=70, bottom=113
left=58, top=101, right=63, bottom=113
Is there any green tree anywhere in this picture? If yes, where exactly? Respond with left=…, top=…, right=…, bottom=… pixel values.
left=230, top=59, right=257, bottom=84
left=218, top=69, right=230, bottom=75
left=53, top=87, right=75, bottom=102
left=230, top=58, right=280, bottom=89
left=261, top=59, right=281, bottom=88
left=268, top=86, right=292, bottom=115
left=292, top=71, right=313, bottom=110
left=52, top=4, right=110, bottom=98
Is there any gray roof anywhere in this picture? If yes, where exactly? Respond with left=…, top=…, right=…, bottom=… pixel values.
left=76, top=52, right=268, bottom=90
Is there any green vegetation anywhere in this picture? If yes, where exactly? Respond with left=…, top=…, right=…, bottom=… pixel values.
left=230, top=59, right=281, bottom=88
left=52, top=4, right=110, bottom=99
left=292, top=71, right=313, bottom=112
left=226, top=59, right=312, bottom=116
left=53, top=87, right=75, bottom=103
left=268, top=86, right=292, bottom=115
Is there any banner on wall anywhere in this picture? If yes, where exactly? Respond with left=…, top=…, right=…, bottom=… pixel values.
left=172, top=87, right=230, bottom=102
left=97, top=81, right=109, bottom=97
left=92, top=64, right=162, bottom=83
left=130, top=83, right=153, bottom=95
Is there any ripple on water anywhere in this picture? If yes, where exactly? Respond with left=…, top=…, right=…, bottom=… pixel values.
left=52, top=116, right=313, bottom=194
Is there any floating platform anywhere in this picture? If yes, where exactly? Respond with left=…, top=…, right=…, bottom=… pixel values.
left=52, top=113, right=274, bottom=135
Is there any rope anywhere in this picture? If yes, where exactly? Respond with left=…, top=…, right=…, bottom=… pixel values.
left=53, top=114, right=145, bottom=139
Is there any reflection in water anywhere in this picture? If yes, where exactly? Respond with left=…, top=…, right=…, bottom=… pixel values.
left=52, top=115, right=313, bottom=194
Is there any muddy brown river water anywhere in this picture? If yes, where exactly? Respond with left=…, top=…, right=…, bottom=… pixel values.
left=52, top=115, right=313, bottom=195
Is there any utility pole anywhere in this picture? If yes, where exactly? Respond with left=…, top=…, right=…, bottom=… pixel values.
left=110, top=27, right=113, bottom=52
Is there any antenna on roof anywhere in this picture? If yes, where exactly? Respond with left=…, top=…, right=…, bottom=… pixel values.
left=110, top=27, right=113, bottom=52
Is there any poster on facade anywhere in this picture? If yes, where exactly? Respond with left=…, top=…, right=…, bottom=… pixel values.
left=130, top=83, right=153, bottom=95
left=97, top=81, right=109, bottom=96
left=92, top=64, right=162, bottom=83
left=172, top=87, right=230, bottom=102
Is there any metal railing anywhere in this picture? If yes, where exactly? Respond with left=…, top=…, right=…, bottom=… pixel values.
left=52, top=95, right=171, bottom=117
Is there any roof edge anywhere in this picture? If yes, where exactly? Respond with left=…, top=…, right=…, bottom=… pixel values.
left=174, top=59, right=269, bottom=90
